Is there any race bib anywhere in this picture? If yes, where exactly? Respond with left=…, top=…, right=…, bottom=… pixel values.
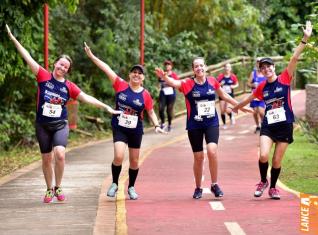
left=197, top=101, right=215, bottom=116
left=118, top=113, right=138, bottom=128
left=223, top=85, right=232, bottom=94
left=267, top=107, right=286, bottom=124
left=42, top=102, right=62, bottom=118
left=162, top=87, right=174, bottom=95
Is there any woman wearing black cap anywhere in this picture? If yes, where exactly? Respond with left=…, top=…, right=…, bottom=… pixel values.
left=233, top=21, right=312, bottom=200
left=156, top=60, right=180, bottom=132
left=84, top=42, right=164, bottom=200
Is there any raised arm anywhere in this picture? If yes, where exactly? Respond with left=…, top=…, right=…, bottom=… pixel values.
left=6, top=24, right=39, bottom=75
left=154, top=68, right=182, bottom=89
left=77, top=92, right=122, bottom=115
left=287, top=20, right=312, bottom=76
left=84, top=42, right=118, bottom=84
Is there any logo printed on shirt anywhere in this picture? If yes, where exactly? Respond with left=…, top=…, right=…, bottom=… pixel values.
left=274, top=87, right=283, bottom=93
left=45, top=82, right=54, bottom=89
left=263, top=91, right=269, bottom=97
left=60, top=87, right=68, bottom=93
left=133, top=99, right=142, bottom=106
left=192, top=91, right=201, bottom=97
left=207, top=89, right=215, bottom=95
left=118, top=93, right=127, bottom=101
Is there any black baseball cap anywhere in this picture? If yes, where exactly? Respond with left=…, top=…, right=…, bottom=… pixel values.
left=259, top=57, right=274, bottom=67
left=130, top=64, right=145, bottom=74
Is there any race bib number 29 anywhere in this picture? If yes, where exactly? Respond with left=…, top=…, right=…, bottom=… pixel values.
left=267, top=107, right=286, bottom=124
left=118, top=113, right=138, bottom=128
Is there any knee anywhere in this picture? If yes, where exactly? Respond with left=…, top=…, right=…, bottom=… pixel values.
left=55, top=151, right=65, bottom=163
left=42, top=153, right=53, bottom=165
left=259, top=153, right=269, bottom=162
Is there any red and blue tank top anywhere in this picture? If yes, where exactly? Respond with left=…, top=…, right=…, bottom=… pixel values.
left=179, top=77, right=220, bottom=130
left=36, top=67, right=81, bottom=123
left=111, top=77, right=153, bottom=134
left=253, top=69, right=294, bottom=127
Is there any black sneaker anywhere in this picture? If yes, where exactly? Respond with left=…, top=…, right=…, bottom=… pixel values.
left=193, top=188, right=203, bottom=199
left=211, top=184, right=224, bottom=197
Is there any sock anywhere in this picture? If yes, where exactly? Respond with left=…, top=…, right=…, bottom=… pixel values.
left=221, top=114, right=226, bottom=124
left=228, top=112, right=232, bottom=119
left=259, top=161, right=268, bottom=183
left=270, top=167, right=281, bottom=188
left=111, top=163, right=122, bottom=185
left=128, top=168, right=139, bottom=188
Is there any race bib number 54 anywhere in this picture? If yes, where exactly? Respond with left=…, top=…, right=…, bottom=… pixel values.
left=267, top=107, right=286, bottom=124
left=118, top=113, right=138, bottom=128
left=42, top=102, right=62, bottom=118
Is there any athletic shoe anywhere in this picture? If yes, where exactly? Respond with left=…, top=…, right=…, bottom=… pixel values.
left=55, top=187, right=65, bottom=201
left=43, top=189, right=54, bottom=203
left=160, top=124, right=165, bottom=130
left=254, top=180, right=269, bottom=197
left=211, top=184, right=224, bottom=197
left=268, top=188, right=280, bottom=200
left=128, top=186, right=138, bottom=200
left=107, top=183, right=118, bottom=197
left=167, top=125, right=172, bottom=132
left=231, top=115, right=235, bottom=125
left=193, top=188, right=203, bottom=199
left=223, top=125, right=227, bottom=130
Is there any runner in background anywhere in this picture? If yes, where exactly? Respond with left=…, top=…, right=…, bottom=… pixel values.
left=156, top=60, right=179, bottom=132
left=247, top=59, right=266, bottom=133
left=155, top=57, right=252, bottom=199
left=84, top=42, right=164, bottom=200
left=6, top=25, right=120, bottom=203
left=217, top=63, right=239, bottom=129
left=232, top=21, right=312, bottom=200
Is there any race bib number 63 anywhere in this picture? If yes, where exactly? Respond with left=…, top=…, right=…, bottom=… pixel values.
left=267, top=107, right=286, bottom=124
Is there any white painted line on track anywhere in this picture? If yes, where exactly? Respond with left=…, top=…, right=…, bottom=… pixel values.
left=238, top=130, right=250, bottom=134
left=209, top=201, right=225, bottom=210
left=223, top=136, right=235, bottom=140
left=224, top=222, right=246, bottom=235
left=202, top=187, right=211, bottom=194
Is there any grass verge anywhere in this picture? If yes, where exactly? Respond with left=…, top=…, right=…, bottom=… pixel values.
left=279, top=129, right=318, bottom=194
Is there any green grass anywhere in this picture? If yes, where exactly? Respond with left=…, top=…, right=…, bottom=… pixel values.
left=279, top=129, right=318, bottom=194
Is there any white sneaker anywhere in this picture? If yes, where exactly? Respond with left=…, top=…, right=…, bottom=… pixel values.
left=106, top=183, right=118, bottom=197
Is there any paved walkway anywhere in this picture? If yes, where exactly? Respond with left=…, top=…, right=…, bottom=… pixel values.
left=0, top=90, right=305, bottom=235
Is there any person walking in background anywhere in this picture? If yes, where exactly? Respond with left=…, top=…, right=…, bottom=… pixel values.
left=232, top=21, right=312, bottom=200
left=247, top=59, right=266, bottom=133
left=6, top=25, right=120, bottom=203
left=84, top=42, right=164, bottom=200
left=156, top=60, right=179, bottom=132
left=155, top=57, right=252, bottom=199
left=217, top=63, right=239, bottom=129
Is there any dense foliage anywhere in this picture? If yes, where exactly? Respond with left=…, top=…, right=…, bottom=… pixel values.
left=0, top=0, right=317, bottom=150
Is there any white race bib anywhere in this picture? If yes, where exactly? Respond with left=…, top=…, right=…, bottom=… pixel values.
left=162, top=87, right=174, bottom=95
left=118, top=113, right=138, bottom=128
left=42, top=102, right=62, bottom=118
left=223, top=85, right=232, bottom=94
left=197, top=101, right=215, bottom=116
left=267, top=107, right=286, bottom=124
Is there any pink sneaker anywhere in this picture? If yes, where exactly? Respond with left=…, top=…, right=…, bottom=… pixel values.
left=55, top=187, right=65, bottom=201
left=43, top=189, right=54, bottom=203
left=268, top=188, right=280, bottom=200
left=254, top=180, right=269, bottom=197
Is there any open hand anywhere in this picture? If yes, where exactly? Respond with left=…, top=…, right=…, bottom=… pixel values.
left=303, top=21, right=312, bottom=39
left=84, top=42, right=93, bottom=58
left=105, top=105, right=122, bottom=115
left=155, top=126, right=167, bottom=134
left=6, top=24, right=13, bottom=39
left=154, top=68, right=166, bottom=79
